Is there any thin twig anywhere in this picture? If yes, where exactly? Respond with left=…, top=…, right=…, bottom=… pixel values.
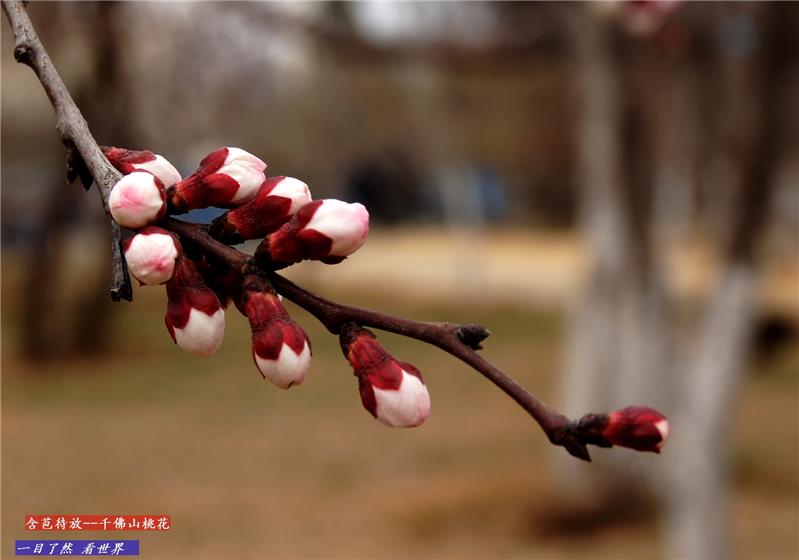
left=2, top=0, right=132, bottom=300
left=268, top=273, right=574, bottom=438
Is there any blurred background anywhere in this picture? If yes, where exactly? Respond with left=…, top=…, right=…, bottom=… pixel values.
left=2, top=2, right=797, bottom=558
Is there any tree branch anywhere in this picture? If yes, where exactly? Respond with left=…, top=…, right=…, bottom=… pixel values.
left=166, top=217, right=589, bottom=460
left=2, top=0, right=132, bottom=301
left=266, top=273, right=572, bottom=434
left=4, top=0, right=658, bottom=463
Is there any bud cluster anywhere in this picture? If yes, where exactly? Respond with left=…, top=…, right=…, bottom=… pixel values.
left=104, top=144, right=670, bottom=447
left=105, top=145, right=434, bottom=419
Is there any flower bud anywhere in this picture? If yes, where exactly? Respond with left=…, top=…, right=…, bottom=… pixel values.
left=255, top=199, right=369, bottom=269
left=167, top=147, right=266, bottom=212
left=241, top=275, right=311, bottom=389
left=209, top=176, right=312, bottom=243
left=164, top=255, right=225, bottom=356
left=575, top=406, right=669, bottom=453
left=340, top=325, right=430, bottom=428
left=103, top=146, right=182, bottom=188
left=108, top=171, right=167, bottom=229
left=123, top=226, right=180, bottom=286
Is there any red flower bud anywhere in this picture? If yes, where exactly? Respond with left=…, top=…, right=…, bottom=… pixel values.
left=103, top=146, right=182, bottom=188
left=164, top=255, right=225, bottom=356
left=255, top=199, right=369, bottom=269
left=576, top=406, right=669, bottom=453
left=241, top=276, right=311, bottom=389
left=209, top=176, right=312, bottom=243
left=340, top=325, right=430, bottom=428
left=167, top=147, right=266, bottom=212
left=605, top=406, right=669, bottom=452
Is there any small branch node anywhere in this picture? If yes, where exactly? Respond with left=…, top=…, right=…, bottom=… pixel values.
left=110, top=283, right=133, bottom=302
left=66, top=147, right=93, bottom=190
left=457, top=323, right=491, bottom=350
left=13, top=43, right=31, bottom=64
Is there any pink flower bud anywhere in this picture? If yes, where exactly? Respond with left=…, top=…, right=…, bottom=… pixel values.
left=241, top=276, right=311, bottom=389
left=209, top=176, right=312, bottom=243
left=123, top=226, right=180, bottom=286
left=304, top=199, right=370, bottom=257
left=255, top=199, right=370, bottom=269
left=576, top=406, right=669, bottom=453
left=164, top=255, right=225, bottom=356
left=340, top=326, right=430, bottom=428
left=103, top=146, right=182, bottom=188
left=167, top=147, right=266, bottom=212
left=108, top=171, right=166, bottom=228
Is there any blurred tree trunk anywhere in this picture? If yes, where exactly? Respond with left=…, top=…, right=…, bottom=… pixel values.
left=558, top=6, right=672, bottom=498
left=22, top=171, right=78, bottom=360
left=71, top=2, right=131, bottom=354
left=21, top=3, right=126, bottom=362
left=664, top=5, right=796, bottom=557
left=560, top=3, right=796, bottom=558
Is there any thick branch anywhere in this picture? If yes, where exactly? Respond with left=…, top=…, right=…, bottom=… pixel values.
left=2, top=0, right=132, bottom=300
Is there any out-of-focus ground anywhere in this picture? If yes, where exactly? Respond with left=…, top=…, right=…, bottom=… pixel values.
left=3, top=230, right=797, bottom=559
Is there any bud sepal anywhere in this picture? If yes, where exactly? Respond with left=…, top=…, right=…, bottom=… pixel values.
left=209, top=176, right=312, bottom=243
left=164, top=254, right=225, bottom=356
left=103, top=146, right=182, bottom=188
left=167, top=147, right=266, bottom=212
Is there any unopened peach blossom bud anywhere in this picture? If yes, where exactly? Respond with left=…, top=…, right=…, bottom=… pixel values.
left=255, top=199, right=369, bottom=269
left=340, top=325, right=430, bottom=428
left=108, top=171, right=166, bottom=228
left=240, top=275, right=311, bottom=389
left=123, top=226, right=180, bottom=286
left=103, top=146, right=182, bottom=188
left=576, top=406, right=669, bottom=453
left=209, top=176, right=312, bottom=243
left=167, top=147, right=266, bottom=212
left=164, top=255, right=225, bottom=356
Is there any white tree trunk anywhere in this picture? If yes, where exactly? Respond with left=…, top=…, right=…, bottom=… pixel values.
left=557, top=8, right=672, bottom=495
left=665, top=264, right=757, bottom=559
